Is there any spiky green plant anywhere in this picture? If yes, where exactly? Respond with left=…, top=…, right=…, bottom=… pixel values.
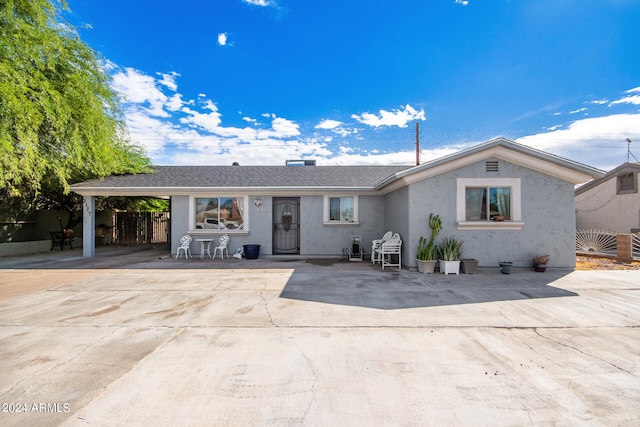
left=437, top=236, right=464, bottom=261
left=417, top=213, right=442, bottom=260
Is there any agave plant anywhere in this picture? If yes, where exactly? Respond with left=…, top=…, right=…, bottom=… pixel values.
left=437, top=236, right=464, bottom=261
left=417, top=213, right=442, bottom=260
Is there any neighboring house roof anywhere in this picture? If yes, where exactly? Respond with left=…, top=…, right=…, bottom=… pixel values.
left=70, top=137, right=605, bottom=197
left=575, top=162, right=640, bottom=195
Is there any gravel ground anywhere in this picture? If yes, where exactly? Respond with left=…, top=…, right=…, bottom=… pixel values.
left=576, top=254, right=640, bottom=270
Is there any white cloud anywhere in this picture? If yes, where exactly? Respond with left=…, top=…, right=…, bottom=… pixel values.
left=166, top=94, right=184, bottom=112
left=609, top=86, right=640, bottom=106
left=590, top=99, right=608, bottom=105
left=315, top=119, right=343, bottom=130
left=351, top=104, right=426, bottom=128
left=268, top=116, right=300, bottom=137
left=610, top=95, right=640, bottom=106
left=332, top=127, right=357, bottom=137
left=243, top=0, right=274, bottom=6
left=157, top=72, right=179, bottom=91
left=180, top=100, right=223, bottom=132
left=455, top=0, right=469, bottom=5
left=217, top=33, right=228, bottom=46
left=111, top=67, right=169, bottom=117
left=517, top=113, right=640, bottom=171
left=569, top=107, right=587, bottom=114
left=314, top=119, right=357, bottom=136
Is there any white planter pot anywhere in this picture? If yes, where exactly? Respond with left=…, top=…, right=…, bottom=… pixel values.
left=439, top=259, right=461, bottom=275
left=416, top=259, right=437, bottom=274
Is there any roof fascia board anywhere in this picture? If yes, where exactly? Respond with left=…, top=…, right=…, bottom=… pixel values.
left=70, top=186, right=382, bottom=197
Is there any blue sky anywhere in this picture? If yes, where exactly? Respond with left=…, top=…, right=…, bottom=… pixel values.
left=67, top=0, right=640, bottom=171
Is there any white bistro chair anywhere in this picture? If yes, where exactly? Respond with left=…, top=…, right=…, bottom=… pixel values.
left=175, top=234, right=192, bottom=259
left=213, top=235, right=230, bottom=259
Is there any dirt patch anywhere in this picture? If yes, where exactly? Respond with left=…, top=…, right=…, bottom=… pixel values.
left=576, top=254, right=640, bottom=270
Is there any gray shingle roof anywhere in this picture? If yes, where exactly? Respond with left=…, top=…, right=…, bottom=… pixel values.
left=71, top=165, right=412, bottom=192
left=70, top=138, right=605, bottom=196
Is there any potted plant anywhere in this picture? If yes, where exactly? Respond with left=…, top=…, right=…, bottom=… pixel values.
left=460, top=258, right=478, bottom=274
left=499, top=261, right=513, bottom=274
left=416, top=213, right=442, bottom=274
left=437, top=236, right=464, bottom=275
left=532, top=255, right=550, bottom=272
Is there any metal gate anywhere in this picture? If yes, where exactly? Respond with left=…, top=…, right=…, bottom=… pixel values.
left=114, top=212, right=170, bottom=245
left=272, top=197, right=300, bottom=255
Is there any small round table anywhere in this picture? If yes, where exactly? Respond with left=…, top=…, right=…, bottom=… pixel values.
left=195, top=238, right=214, bottom=259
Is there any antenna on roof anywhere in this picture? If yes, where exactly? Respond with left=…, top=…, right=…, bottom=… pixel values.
left=626, top=138, right=639, bottom=163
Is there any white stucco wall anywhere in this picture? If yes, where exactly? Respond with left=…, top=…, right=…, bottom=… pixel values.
left=383, top=186, right=410, bottom=264
left=300, top=195, right=386, bottom=256
left=576, top=177, right=640, bottom=233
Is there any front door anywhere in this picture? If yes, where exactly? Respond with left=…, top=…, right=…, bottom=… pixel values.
left=272, top=197, right=300, bottom=255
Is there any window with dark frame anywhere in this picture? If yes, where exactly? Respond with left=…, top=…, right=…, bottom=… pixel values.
left=617, top=172, right=637, bottom=194
left=328, top=196, right=354, bottom=222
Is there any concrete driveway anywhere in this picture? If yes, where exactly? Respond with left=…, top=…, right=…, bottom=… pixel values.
left=0, top=247, right=639, bottom=426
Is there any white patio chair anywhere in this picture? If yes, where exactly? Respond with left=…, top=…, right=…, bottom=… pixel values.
left=175, top=234, right=192, bottom=259
left=371, top=231, right=393, bottom=264
left=213, top=235, right=230, bottom=259
left=376, top=233, right=402, bottom=270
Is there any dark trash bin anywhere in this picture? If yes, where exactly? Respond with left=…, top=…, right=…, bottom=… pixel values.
left=243, top=244, right=261, bottom=259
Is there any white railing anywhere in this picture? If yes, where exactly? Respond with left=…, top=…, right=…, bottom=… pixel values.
left=633, top=232, right=640, bottom=259
left=576, top=229, right=617, bottom=255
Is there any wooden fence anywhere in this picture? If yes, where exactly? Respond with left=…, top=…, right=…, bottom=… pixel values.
left=114, top=212, right=169, bottom=245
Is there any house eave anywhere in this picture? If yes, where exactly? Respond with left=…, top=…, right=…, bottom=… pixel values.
left=70, top=185, right=381, bottom=197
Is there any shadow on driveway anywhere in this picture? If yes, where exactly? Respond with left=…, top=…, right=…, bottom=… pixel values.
left=0, top=244, right=577, bottom=310
left=279, top=265, right=577, bottom=310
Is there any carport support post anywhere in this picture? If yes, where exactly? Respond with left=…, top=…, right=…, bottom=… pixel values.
left=82, top=196, right=96, bottom=257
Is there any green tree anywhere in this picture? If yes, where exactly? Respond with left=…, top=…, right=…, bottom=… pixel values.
left=0, top=0, right=150, bottom=229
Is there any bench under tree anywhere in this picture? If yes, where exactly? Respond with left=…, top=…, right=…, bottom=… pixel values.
left=50, top=217, right=75, bottom=251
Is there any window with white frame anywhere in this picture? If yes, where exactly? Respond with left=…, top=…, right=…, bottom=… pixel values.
left=456, top=178, right=523, bottom=229
left=324, top=195, right=358, bottom=223
left=192, top=196, right=246, bottom=231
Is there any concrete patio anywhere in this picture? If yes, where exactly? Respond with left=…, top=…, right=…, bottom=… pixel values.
left=0, top=246, right=639, bottom=426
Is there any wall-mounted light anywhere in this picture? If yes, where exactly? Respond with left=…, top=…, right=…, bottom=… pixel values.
left=254, top=198, right=263, bottom=214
